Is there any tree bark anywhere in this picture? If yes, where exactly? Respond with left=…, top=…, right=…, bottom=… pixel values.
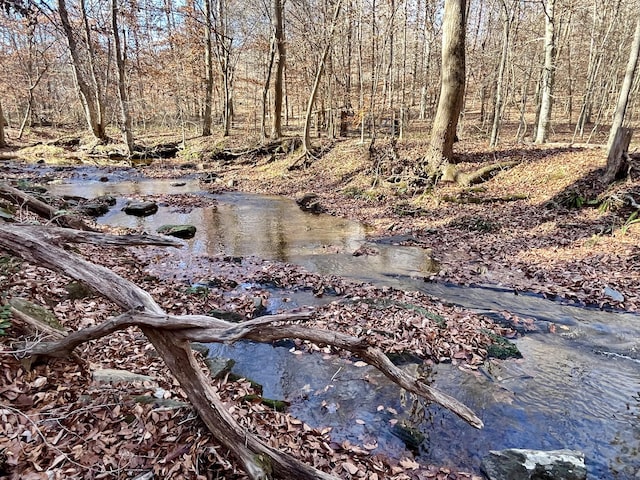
left=202, top=0, right=214, bottom=137
left=422, top=0, right=467, bottom=174
left=0, top=223, right=483, bottom=479
left=271, top=0, right=285, bottom=139
left=604, top=127, right=632, bottom=184
left=262, top=38, right=276, bottom=139
left=534, top=0, right=556, bottom=144
left=606, top=16, right=640, bottom=152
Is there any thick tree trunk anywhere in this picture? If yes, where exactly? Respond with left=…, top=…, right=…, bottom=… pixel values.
left=57, top=0, right=107, bottom=142
left=271, top=0, right=285, bottom=139
left=422, top=0, right=467, bottom=174
left=112, top=0, right=134, bottom=155
left=604, top=127, right=632, bottom=184
left=606, top=16, right=640, bottom=152
left=534, top=0, right=556, bottom=144
left=262, top=38, right=276, bottom=139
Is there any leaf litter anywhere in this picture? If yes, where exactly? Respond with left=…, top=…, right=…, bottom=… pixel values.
left=2, top=226, right=495, bottom=479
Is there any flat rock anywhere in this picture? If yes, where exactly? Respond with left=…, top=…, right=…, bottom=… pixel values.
left=123, top=201, right=158, bottom=216
left=92, top=368, right=155, bottom=384
left=157, top=224, right=196, bottom=239
left=482, top=448, right=587, bottom=480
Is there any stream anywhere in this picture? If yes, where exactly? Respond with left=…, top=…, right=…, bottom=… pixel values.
left=45, top=173, right=640, bottom=479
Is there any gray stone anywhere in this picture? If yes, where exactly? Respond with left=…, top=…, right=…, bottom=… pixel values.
left=123, top=201, right=158, bottom=216
left=482, top=449, right=586, bottom=480
left=92, top=368, right=154, bottom=384
left=191, top=342, right=210, bottom=356
left=156, top=224, right=196, bottom=239
left=205, top=357, right=235, bottom=379
left=80, top=201, right=110, bottom=217
left=603, top=286, right=624, bottom=303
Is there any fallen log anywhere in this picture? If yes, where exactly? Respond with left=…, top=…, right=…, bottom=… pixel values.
left=0, top=183, right=94, bottom=230
left=0, top=223, right=483, bottom=479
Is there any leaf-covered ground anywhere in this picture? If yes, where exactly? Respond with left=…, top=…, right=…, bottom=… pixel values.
left=1, top=126, right=638, bottom=478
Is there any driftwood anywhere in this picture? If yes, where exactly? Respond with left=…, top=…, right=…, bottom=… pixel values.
left=0, top=223, right=483, bottom=479
left=0, top=183, right=94, bottom=230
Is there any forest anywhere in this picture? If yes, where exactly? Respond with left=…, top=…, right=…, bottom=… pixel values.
left=1, top=0, right=640, bottom=479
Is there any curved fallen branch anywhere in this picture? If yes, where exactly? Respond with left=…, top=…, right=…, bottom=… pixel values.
left=0, top=223, right=483, bottom=479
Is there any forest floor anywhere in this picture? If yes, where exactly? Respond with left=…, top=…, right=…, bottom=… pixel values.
left=0, top=123, right=639, bottom=479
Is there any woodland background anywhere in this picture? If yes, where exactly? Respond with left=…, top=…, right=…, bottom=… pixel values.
left=0, top=0, right=639, bottom=149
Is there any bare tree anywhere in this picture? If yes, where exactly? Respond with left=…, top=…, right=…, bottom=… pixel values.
left=302, top=0, right=342, bottom=155
left=271, top=0, right=286, bottom=139
left=112, top=0, right=134, bottom=154
left=489, top=0, right=515, bottom=147
left=422, top=0, right=467, bottom=176
left=535, top=0, right=557, bottom=144
left=606, top=15, right=640, bottom=151
left=604, top=15, right=640, bottom=184
left=57, top=0, right=107, bottom=141
left=202, top=0, right=214, bottom=136
left=212, top=0, right=235, bottom=136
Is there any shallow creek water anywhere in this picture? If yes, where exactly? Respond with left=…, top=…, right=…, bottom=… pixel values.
left=46, top=176, right=640, bottom=479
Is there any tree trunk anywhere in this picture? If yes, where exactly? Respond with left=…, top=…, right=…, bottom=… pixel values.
left=202, top=0, right=214, bottom=136
left=604, top=127, right=632, bottom=184
left=262, top=38, right=276, bottom=139
left=606, top=16, right=640, bottom=152
left=534, top=0, right=556, bottom=144
left=489, top=1, right=511, bottom=147
left=112, top=0, right=134, bottom=155
left=422, top=0, right=467, bottom=174
left=271, top=0, right=285, bottom=139
left=57, top=0, right=107, bottom=142
left=0, top=100, right=6, bottom=148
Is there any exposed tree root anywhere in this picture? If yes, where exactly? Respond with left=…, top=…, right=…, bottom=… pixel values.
left=288, top=142, right=335, bottom=171
left=211, top=137, right=302, bottom=164
left=442, top=161, right=520, bottom=186
left=0, top=223, right=483, bottom=479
